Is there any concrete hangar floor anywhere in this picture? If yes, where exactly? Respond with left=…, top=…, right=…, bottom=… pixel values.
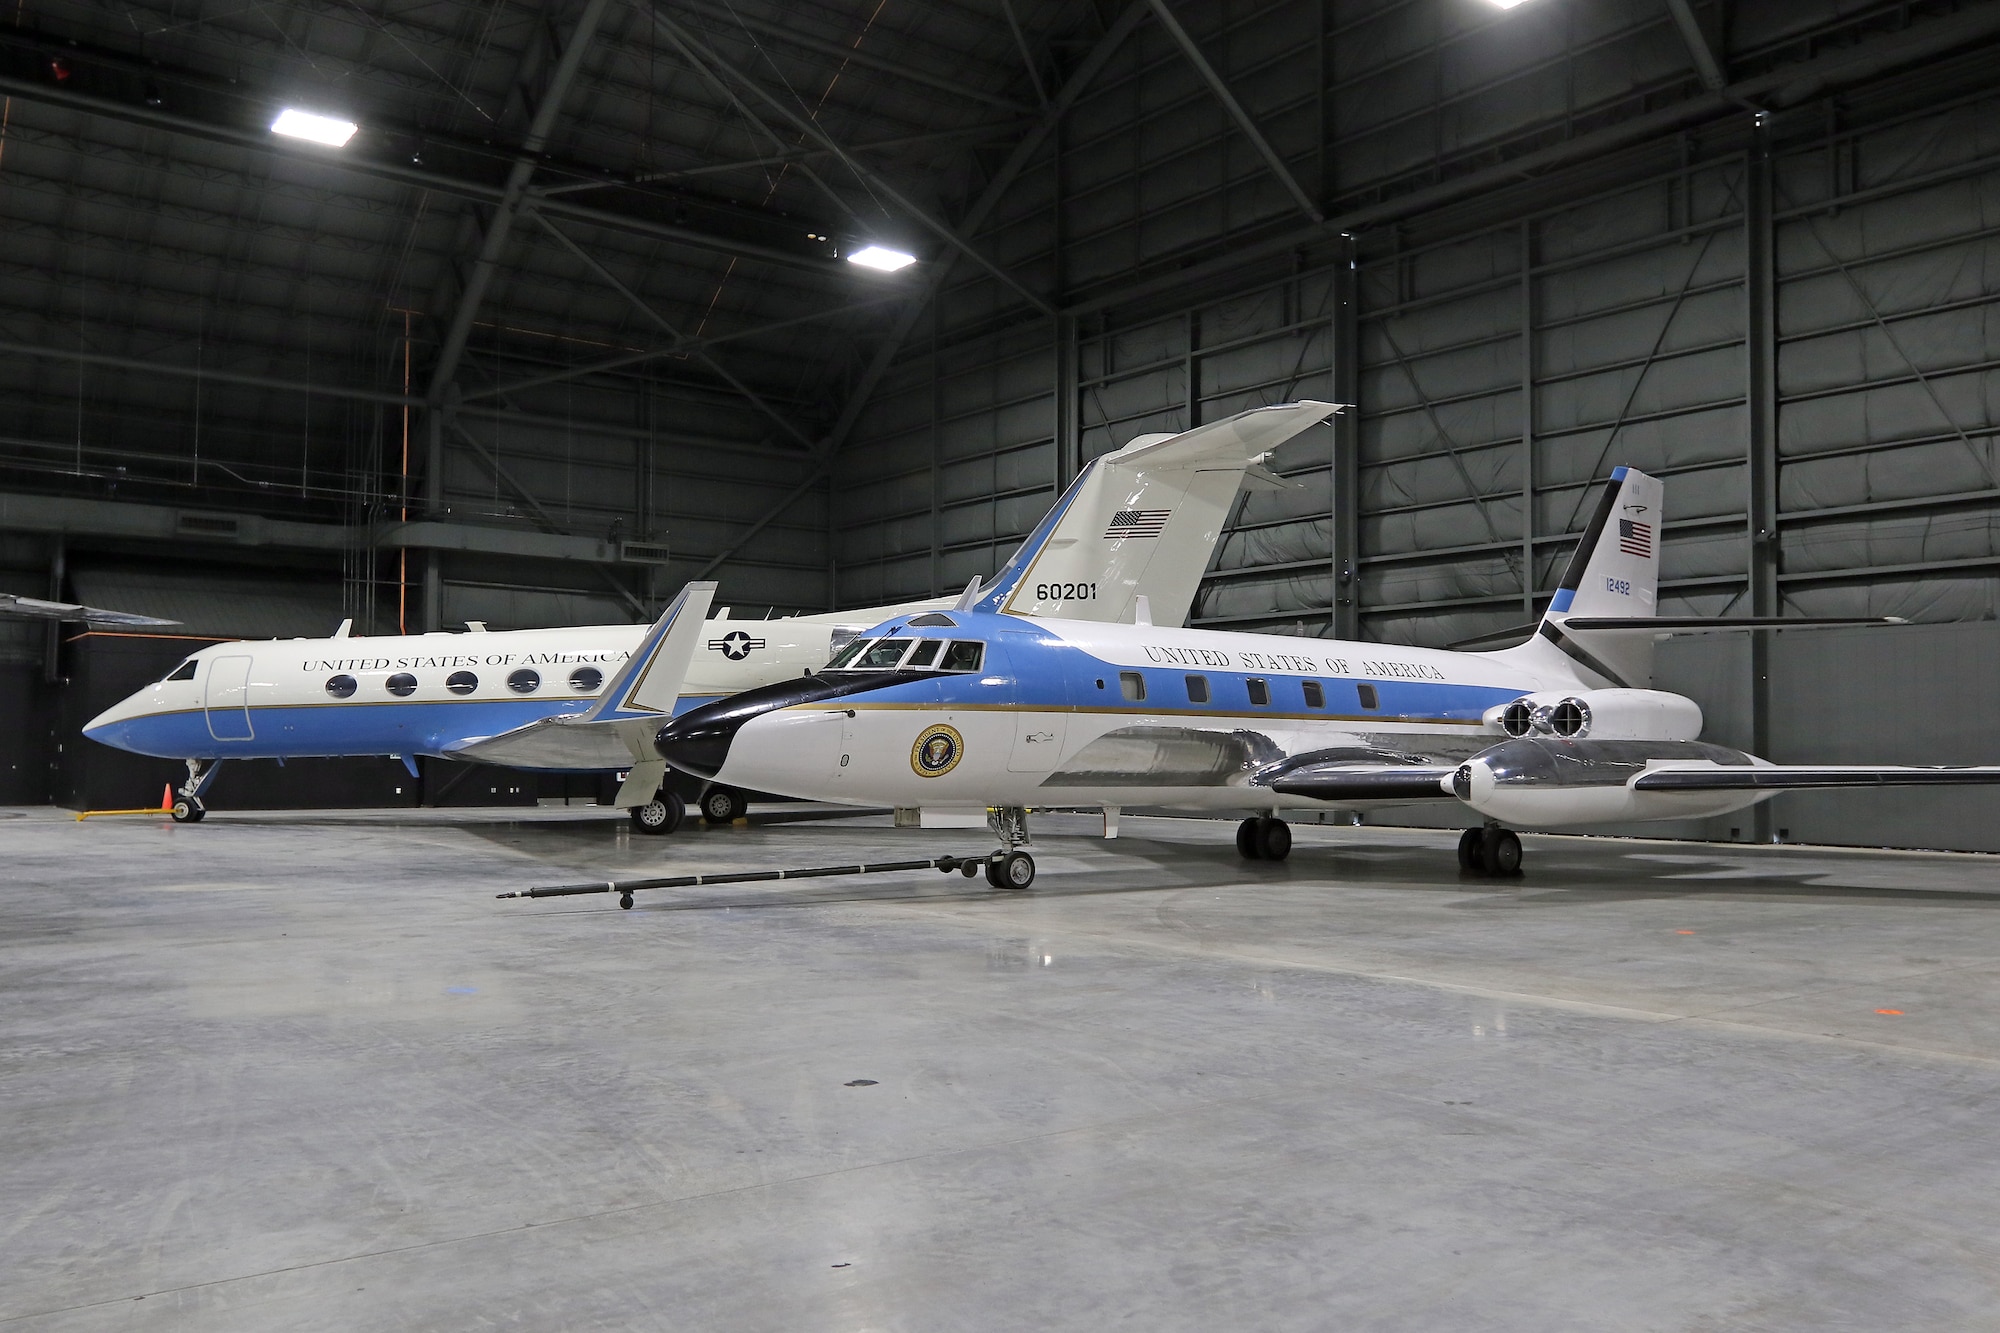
left=6, top=805, right=2000, bottom=1331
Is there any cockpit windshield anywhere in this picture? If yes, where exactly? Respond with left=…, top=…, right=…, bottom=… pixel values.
left=855, top=637, right=914, bottom=669
left=826, top=638, right=872, bottom=669
left=161, top=658, right=198, bottom=683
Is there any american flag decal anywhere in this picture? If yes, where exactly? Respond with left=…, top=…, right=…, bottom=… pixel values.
left=1105, top=509, right=1171, bottom=539
left=1618, top=519, right=1654, bottom=558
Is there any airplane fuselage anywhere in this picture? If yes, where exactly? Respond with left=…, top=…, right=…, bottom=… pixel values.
left=83, top=606, right=927, bottom=766
left=661, top=612, right=1768, bottom=825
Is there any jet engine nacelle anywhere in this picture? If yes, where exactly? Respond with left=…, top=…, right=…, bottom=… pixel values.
left=1483, top=688, right=1702, bottom=742
left=1452, top=736, right=1768, bottom=827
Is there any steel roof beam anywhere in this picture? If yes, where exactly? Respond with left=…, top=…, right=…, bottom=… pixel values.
left=646, top=2, right=1056, bottom=317
left=529, top=212, right=819, bottom=451
left=1663, top=0, right=1728, bottom=93
left=427, top=0, right=617, bottom=400
left=0, top=69, right=841, bottom=276
left=1142, top=0, right=1323, bottom=225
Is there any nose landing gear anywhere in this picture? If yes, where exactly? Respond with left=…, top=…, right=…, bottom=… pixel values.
left=983, top=806, right=1035, bottom=889
left=170, top=758, right=223, bottom=823
left=700, top=785, right=747, bottom=824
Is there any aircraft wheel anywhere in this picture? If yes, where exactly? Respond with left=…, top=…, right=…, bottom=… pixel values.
left=960, top=860, right=981, bottom=878
left=630, top=790, right=684, bottom=836
left=170, top=798, right=205, bottom=823
left=1235, top=818, right=1263, bottom=860
left=1480, top=827, right=1522, bottom=877
left=999, top=851, right=1036, bottom=890
left=701, top=785, right=747, bottom=824
left=1255, top=817, right=1292, bottom=862
left=1457, top=828, right=1484, bottom=874
left=619, top=893, right=634, bottom=910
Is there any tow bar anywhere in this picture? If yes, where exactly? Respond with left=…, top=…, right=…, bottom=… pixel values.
left=499, top=853, right=992, bottom=910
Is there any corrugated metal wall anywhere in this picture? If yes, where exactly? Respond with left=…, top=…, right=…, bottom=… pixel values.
left=831, top=0, right=2000, bottom=852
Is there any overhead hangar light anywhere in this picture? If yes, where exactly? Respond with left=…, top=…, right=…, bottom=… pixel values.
left=1483, top=0, right=1534, bottom=7
left=846, top=244, right=917, bottom=273
left=271, top=108, right=358, bottom=147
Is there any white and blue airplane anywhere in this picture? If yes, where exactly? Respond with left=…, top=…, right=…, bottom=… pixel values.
left=82, top=401, right=1342, bottom=829
left=654, top=465, right=2000, bottom=887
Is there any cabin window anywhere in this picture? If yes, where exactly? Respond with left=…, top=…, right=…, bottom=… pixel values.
left=857, top=638, right=913, bottom=669
left=1357, top=683, right=1379, bottom=710
left=1246, top=678, right=1270, bottom=706
left=905, top=639, right=942, bottom=668
left=1302, top=680, right=1325, bottom=709
left=163, top=659, right=198, bottom=683
left=446, top=671, right=478, bottom=695
left=386, top=672, right=418, bottom=698
left=1119, top=671, right=1146, bottom=702
left=940, top=641, right=985, bottom=672
left=508, top=668, right=541, bottom=694
left=1185, top=675, right=1209, bottom=703
left=568, top=666, right=603, bottom=692
left=325, top=674, right=357, bottom=699
left=826, top=638, right=871, bottom=669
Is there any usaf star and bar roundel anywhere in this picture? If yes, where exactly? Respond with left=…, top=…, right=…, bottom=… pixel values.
left=708, top=630, right=767, bottom=660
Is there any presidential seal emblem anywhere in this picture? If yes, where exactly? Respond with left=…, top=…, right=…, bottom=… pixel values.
left=910, top=723, right=964, bottom=778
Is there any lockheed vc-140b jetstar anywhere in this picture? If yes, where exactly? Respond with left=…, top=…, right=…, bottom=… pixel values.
left=654, top=466, right=2000, bottom=888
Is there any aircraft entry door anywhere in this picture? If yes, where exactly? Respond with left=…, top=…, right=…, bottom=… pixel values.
left=204, top=655, right=255, bottom=741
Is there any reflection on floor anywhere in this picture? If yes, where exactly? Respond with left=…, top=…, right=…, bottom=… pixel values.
left=8, top=805, right=2000, bottom=1330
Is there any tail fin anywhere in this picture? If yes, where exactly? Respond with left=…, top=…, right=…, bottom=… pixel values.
left=973, top=400, right=1343, bottom=626
left=583, top=581, right=717, bottom=721
left=1498, top=467, right=1664, bottom=687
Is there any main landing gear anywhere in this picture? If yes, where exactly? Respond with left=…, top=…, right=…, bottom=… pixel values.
left=700, top=785, right=748, bottom=825
left=1458, top=825, right=1522, bottom=876
left=629, top=789, right=685, bottom=836
left=1235, top=816, right=1292, bottom=862
left=983, top=806, right=1035, bottom=890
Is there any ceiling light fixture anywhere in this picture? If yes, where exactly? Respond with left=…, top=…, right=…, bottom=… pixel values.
left=271, top=108, right=358, bottom=147
left=1483, top=0, right=1533, bottom=7
left=846, top=245, right=917, bottom=272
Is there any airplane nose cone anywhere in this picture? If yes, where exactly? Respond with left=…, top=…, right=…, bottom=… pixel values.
left=654, top=671, right=903, bottom=779
left=655, top=713, right=733, bottom=779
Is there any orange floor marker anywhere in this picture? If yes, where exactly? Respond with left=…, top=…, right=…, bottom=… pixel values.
left=161, top=784, right=173, bottom=811
left=1876, top=1009, right=1904, bottom=1016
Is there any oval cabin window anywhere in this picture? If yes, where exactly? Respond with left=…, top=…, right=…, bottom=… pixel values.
left=386, top=673, right=418, bottom=697
left=507, top=668, right=541, bottom=694
left=568, top=666, right=603, bottom=692
left=446, top=671, right=478, bottom=695
left=325, top=674, right=357, bottom=699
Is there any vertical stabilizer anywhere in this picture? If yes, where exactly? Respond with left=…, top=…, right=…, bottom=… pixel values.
left=973, top=400, right=1343, bottom=626
left=1497, top=467, right=1664, bottom=687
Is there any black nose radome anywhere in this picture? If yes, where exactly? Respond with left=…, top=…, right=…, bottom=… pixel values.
left=655, top=671, right=908, bottom=777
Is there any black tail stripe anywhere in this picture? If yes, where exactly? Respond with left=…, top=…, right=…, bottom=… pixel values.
left=1539, top=622, right=1632, bottom=689
left=1554, top=473, right=1626, bottom=594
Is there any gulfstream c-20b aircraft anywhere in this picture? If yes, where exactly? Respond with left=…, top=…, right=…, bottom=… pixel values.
left=83, top=402, right=1342, bottom=829
left=655, top=466, right=2000, bottom=886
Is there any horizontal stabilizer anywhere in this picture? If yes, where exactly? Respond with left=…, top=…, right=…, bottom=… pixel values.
left=443, top=716, right=642, bottom=770
left=1563, top=616, right=1907, bottom=632
left=0, top=593, right=180, bottom=627
left=1265, top=766, right=1458, bottom=802
left=1633, top=764, right=2000, bottom=792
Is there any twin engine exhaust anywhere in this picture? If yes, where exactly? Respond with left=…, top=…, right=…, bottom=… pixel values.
left=1484, top=687, right=1702, bottom=743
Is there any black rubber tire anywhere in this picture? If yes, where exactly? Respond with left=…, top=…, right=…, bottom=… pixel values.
left=1000, top=851, right=1036, bottom=890
left=1457, top=828, right=1485, bottom=874
left=1256, top=817, right=1292, bottom=862
left=1235, top=818, right=1263, bottom=860
left=984, top=857, right=1005, bottom=889
left=701, top=786, right=747, bottom=824
left=170, top=798, right=204, bottom=824
left=619, top=893, right=634, bottom=910
left=960, top=860, right=981, bottom=878
left=1480, top=827, right=1522, bottom=877
left=629, top=790, right=684, bottom=836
